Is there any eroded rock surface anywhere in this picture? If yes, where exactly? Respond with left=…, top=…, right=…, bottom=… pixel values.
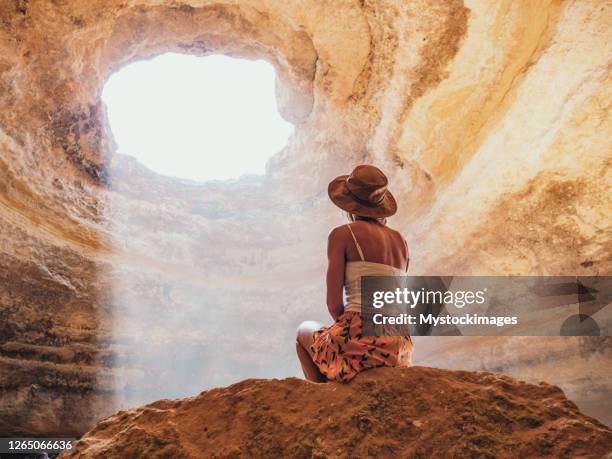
left=61, top=367, right=612, bottom=458
left=0, top=0, right=610, bottom=435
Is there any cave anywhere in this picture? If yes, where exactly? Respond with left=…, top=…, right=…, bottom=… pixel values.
left=0, top=0, right=610, bottom=441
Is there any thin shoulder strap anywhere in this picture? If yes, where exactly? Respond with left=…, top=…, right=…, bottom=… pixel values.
left=346, top=224, right=365, bottom=261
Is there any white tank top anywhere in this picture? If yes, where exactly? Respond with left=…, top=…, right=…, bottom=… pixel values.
left=343, top=224, right=409, bottom=313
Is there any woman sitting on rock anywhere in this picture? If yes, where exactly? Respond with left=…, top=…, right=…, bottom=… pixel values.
left=296, top=165, right=413, bottom=383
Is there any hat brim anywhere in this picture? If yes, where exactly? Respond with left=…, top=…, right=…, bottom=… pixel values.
left=328, top=175, right=397, bottom=218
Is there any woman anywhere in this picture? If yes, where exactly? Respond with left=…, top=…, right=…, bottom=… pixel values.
left=296, top=164, right=413, bottom=383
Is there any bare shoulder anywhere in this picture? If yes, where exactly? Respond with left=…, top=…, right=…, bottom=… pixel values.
left=327, top=225, right=350, bottom=255
left=328, top=224, right=350, bottom=242
left=387, top=225, right=403, bottom=237
left=387, top=225, right=408, bottom=245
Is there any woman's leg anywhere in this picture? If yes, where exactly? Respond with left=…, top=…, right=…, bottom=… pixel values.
left=296, top=321, right=326, bottom=383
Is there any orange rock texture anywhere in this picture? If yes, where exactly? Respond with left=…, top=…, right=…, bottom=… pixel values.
left=62, top=367, right=612, bottom=458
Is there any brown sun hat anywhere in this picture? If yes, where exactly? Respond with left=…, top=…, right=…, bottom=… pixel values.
left=328, top=164, right=397, bottom=218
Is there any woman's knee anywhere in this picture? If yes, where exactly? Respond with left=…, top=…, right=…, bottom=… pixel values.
left=296, top=321, right=319, bottom=348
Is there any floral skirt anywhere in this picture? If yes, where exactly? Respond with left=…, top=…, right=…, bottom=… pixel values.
left=310, top=311, right=413, bottom=382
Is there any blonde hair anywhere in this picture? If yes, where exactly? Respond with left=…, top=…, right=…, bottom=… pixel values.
left=345, top=211, right=387, bottom=226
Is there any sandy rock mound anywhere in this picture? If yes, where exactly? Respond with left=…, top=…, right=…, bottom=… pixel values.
left=63, top=367, right=611, bottom=458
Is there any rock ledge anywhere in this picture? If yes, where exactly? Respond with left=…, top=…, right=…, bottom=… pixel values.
left=63, top=367, right=612, bottom=458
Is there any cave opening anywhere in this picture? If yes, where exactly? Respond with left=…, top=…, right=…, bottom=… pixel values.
left=102, top=53, right=294, bottom=182
left=102, top=52, right=306, bottom=410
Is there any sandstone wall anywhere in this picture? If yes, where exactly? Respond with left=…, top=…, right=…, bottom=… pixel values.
left=0, top=0, right=610, bottom=435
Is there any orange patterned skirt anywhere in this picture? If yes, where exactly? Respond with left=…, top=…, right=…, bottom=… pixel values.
left=310, top=311, right=413, bottom=382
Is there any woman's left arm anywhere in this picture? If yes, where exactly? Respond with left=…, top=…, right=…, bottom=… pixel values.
left=326, top=227, right=346, bottom=320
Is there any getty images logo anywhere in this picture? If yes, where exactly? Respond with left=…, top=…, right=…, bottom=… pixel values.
left=372, top=287, right=488, bottom=309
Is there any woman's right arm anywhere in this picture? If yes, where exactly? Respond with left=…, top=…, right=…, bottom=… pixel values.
left=326, top=227, right=346, bottom=320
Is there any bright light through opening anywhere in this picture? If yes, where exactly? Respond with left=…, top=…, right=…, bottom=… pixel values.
left=102, top=53, right=294, bottom=182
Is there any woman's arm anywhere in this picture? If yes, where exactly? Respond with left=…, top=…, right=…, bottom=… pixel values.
left=326, top=227, right=346, bottom=320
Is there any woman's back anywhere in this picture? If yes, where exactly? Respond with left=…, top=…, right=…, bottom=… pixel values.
left=342, top=220, right=408, bottom=314
left=343, top=220, right=409, bottom=271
